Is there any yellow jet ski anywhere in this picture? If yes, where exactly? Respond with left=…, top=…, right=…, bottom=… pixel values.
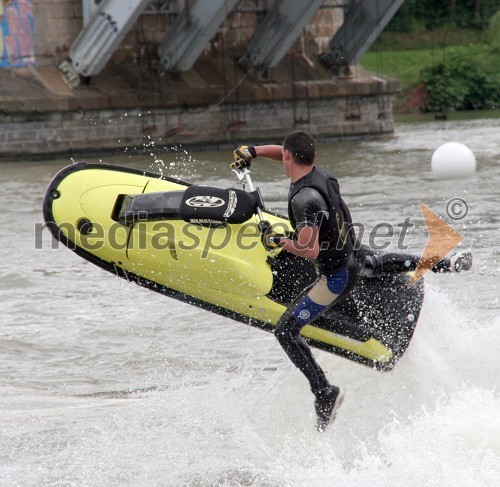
left=43, top=162, right=424, bottom=371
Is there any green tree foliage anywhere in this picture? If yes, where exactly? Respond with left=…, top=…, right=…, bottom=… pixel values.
left=420, top=45, right=500, bottom=111
left=364, top=1, right=500, bottom=112
left=490, top=10, right=500, bottom=47
left=387, top=0, right=500, bottom=32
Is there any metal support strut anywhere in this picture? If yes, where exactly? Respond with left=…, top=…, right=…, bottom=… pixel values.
left=319, top=0, right=406, bottom=74
left=240, top=0, right=324, bottom=77
left=62, top=0, right=151, bottom=85
left=158, top=0, right=240, bottom=71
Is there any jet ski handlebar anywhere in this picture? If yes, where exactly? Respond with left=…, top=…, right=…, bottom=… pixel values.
left=232, top=166, right=266, bottom=223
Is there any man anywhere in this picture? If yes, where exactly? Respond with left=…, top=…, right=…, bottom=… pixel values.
left=232, top=130, right=471, bottom=432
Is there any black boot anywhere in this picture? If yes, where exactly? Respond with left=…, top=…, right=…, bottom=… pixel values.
left=314, top=385, right=345, bottom=432
left=433, top=251, right=473, bottom=273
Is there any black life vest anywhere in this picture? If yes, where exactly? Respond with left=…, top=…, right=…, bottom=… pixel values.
left=287, top=166, right=356, bottom=273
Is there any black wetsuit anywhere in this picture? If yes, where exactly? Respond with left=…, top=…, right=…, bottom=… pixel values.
left=274, top=167, right=420, bottom=396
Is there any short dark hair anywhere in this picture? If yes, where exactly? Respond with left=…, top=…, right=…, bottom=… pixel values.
left=283, top=131, right=316, bottom=166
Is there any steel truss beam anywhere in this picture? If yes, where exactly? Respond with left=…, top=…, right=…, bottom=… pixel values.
left=320, top=0, right=406, bottom=74
left=240, top=0, right=324, bottom=76
left=158, top=0, right=241, bottom=71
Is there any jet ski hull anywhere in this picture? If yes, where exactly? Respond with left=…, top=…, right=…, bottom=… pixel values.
left=43, top=163, right=424, bottom=371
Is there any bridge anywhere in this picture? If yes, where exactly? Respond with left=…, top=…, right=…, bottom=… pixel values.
left=0, top=0, right=406, bottom=158
left=64, top=0, right=404, bottom=82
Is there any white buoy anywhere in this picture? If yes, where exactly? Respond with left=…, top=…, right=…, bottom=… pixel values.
left=431, top=142, right=476, bottom=178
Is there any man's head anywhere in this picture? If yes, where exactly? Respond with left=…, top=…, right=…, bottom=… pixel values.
left=283, top=131, right=316, bottom=167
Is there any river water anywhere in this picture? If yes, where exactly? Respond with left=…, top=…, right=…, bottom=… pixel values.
left=1, top=117, right=499, bottom=486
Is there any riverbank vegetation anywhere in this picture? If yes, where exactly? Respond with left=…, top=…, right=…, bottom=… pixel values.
left=360, top=0, right=500, bottom=114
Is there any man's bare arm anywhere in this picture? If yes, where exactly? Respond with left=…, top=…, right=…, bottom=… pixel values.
left=255, top=145, right=283, bottom=162
left=281, top=225, right=319, bottom=260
